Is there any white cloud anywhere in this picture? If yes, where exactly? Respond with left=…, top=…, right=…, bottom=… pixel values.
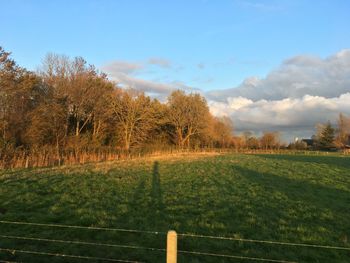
left=102, top=61, right=143, bottom=74
left=103, top=57, right=172, bottom=76
left=101, top=59, right=194, bottom=96
left=148, top=57, right=172, bottom=68
left=109, top=72, right=175, bottom=94
left=206, top=49, right=350, bottom=139
left=209, top=93, right=350, bottom=138
left=102, top=58, right=193, bottom=95
left=207, top=49, right=350, bottom=101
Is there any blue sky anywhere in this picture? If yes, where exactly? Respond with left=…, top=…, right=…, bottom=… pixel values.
left=2, top=0, right=350, bottom=139
left=2, top=0, right=349, bottom=90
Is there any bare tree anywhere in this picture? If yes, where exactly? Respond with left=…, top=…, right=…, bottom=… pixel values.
left=0, top=47, right=45, bottom=145
left=27, top=99, right=68, bottom=162
left=210, top=116, right=234, bottom=147
left=111, top=89, right=156, bottom=151
left=167, top=90, right=210, bottom=148
left=39, top=54, right=115, bottom=141
left=335, top=113, right=350, bottom=148
left=241, top=131, right=260, bottom=149
left=260, top=131, right=280, bottom=150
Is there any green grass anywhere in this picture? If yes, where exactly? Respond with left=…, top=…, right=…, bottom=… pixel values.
left=0, top=153, right=349, bottom=262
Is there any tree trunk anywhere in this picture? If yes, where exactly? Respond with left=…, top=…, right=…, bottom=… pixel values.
left=177, top=128, right=184, bottom=149
left=124, top=127, right=131, bottom=151
left=125, top=139, right=130, bottom=151
left=56, top=134, right=61, bottom=166
left=75, top=121, right=80, bottom=137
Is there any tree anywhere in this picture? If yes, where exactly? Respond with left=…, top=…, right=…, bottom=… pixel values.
left=232, top=136, right=245, bottom=150
left=260, top=131, right=280, bottom=150
left=68, top=57, right=101, bottom=137
left=335, top=113, right=350, bottom=148
left=288, top=140, right=307, bottom=150
left=241, top=131, right=261, bottom=149
left=317, top=122, right=335, bottom=150
left=246, top=136, right=260, bottom=149
left=210, top=116, right=233, bottom=147
left=167, top=90, right=210, bottom=148
left=0, top=47, right=46, bottom=146
left=39, top=53, right=115, bottom=142
left=111, top=89, right=156, bottom=151
left=26, top=99, right=68, bottom=162
left=145, top=99, right=173, bottom=148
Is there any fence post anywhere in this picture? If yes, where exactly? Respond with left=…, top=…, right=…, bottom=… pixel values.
left=167, top=230, right=177, bottom=263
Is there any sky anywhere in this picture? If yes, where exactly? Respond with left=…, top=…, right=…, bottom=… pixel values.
left=2, top=0, right=350, bottom=141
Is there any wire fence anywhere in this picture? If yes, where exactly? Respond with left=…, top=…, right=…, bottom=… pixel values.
left=0, top=247, right=142, bottom=262
left=0, top=234, right=166, bottom=253
left=177, top=232, right=350, bottom=251
left=0, top=259, right=19, bottom=263
left=1, top=220, right=349, bottom=262
left=0, top=220, right=166, bottom=235
left=177, top=250, right=297, bottom=263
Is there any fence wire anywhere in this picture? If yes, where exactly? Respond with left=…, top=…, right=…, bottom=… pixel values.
left=178, top=232, right=350, bottom=251
left=0, top=247, right=142, bottom=263
left=178, top=249, right=297, bottom=263
left=0, top=234, right=166, bottom=253
left=2, top=220, right=349, bottom=262
left=0, top=220, right=165, bottom=235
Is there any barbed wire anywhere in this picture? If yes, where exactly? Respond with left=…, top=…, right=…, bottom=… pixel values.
left=0, top=220, right=165, bottom=235
left=0, top=234, right=165, bottom=252
left=0, top=247, right=142, bottom=263
left=178, top=250, right=297, bottom=263
left=178, top=232, right=350, bottom=251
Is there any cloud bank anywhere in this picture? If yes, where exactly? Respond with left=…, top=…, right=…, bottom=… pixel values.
left=208, top=49, right=350, bottom=101
left=208, top=50, right=350, bottom=139
left=102, top=58, right=193, bottom=96
left=210, top=93, right=350, bottom=133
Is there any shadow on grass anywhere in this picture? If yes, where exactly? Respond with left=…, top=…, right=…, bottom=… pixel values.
left=125, top=161, right=166, bottom=229
left=151, top=161, right=164, bottom=212
left=204, top=164, right=350, bottom=260
left=258, top=154, right=350, bottom=169
left=234, top=165, right=350, bottom=216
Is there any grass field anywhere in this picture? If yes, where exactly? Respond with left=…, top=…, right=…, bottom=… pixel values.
left=0, top=153, right=349, bottom=262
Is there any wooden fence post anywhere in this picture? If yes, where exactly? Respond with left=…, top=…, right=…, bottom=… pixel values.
left=167, top=230, right=177, bottom=263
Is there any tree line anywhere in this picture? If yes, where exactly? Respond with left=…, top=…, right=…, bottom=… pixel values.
left=1, top=47, right=349, bottom=168
left=0, top=47, right=235, bottom=167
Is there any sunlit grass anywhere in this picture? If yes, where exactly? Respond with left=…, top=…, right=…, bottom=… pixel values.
left=0, top=153, right=349, bottom=262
